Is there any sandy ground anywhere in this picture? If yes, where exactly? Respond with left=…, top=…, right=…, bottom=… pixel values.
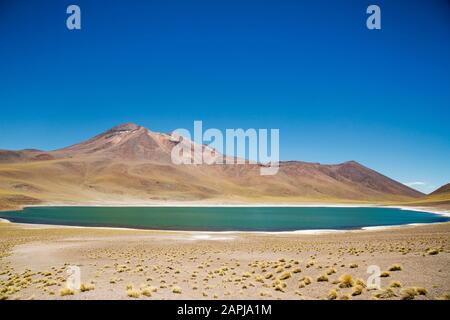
left=0, top=219, right=449, bottom=300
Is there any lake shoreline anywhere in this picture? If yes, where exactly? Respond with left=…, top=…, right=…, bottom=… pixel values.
left=0, top=204, right=449, bottom=235
left=1, top=220, right=449, bottom=300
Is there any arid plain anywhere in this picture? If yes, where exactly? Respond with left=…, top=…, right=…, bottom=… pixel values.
left=0, top=218, right=449, bottom=300
left=1, top=123, right=449, bottom=300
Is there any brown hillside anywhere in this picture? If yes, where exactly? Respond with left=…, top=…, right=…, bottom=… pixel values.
left=0, top=123, right=425, bottom=209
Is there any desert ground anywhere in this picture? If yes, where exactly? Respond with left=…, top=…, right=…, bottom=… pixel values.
left=0, top=217, right=449, bottom=300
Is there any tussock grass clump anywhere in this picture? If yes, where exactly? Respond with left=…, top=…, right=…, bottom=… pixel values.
left=127, top=288, right=140, bottom=298
left=317, top=274, right=329, bottom=282
left=80, top=283, right=95, bottom=292
left=272, top=279, right=287, bottom=292
left=275, top=267, right=284, bottom=273
left=400, top=287, right=418, bottom=300
left=435, top=293, right=450, bottom=300
left=338, top=294, right=351, bottom=300
left=389, top=281, right=402, bottom=288
left=264, top=273, right=273, bottom=280
left=349, top=263, right=358, bottom=269
left=242, top=272, right=251, bottom=278
left=292, top=268, right=302, bottom=274
left=141, top=287, right=152, bottom=297
left=388, top=264, right=402, bottom=271
left=326, top=268, right=336, bottom=275
left=255, top=274, right=264, bottom=283
left=274, top=284, right=285, bottom=292
left=172, top=286, right=182, bottom=294
left=380, top=271, right=390, bottom=278
left=59, top=287, right=75, bottom=296
left=279, top=272, right=291, bottom=280
left=427, top=248, right=439, bottom=255
left=260, top=290, right=272, bottom=297
left=373, top=288, right=397, bottom=299
left=415, top=287, right=427, bottom=296
left=302, top=277, right=312, bottom=285
left=355, top=278, right=366, bottom=287
left=351, top=285, right=363, bottom=296
left=338, top=274, right=354, bottom=288
left=327, top=289, right=337, bottom=300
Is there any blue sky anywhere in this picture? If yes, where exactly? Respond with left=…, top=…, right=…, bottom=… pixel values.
left=0, top=0, right=449, bottom=193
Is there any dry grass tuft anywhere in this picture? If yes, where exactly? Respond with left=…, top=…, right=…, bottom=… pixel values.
left=373, top=288, right=397, bottom=299
left=317, top=274, right=329, bottom=282
left=172, top=286, right=182, bottom=294
left=380, top=271, right=390, bottom=278
left=141, top=287, right=152, bottom=297
left=388, top=264, right=402, bottom=271
left=80, top=283, right=95, bottom=292
left=126, top=286, right=140, bottom=298
left=338, top=274, right=354, bottom=288
left=389, top=281, right=402, bottom=288
left=59, top=287, right=75, bottom=296
left=415, top=287, right=427, bottom=296
left=326, top=268, right=336, bottom=275
left=279, top=271, right=291, bottom=280
left=400, top=287, right=417, bottom=300
left=351, top=285, right=363, bottom=296
left=355, top=278, right=366, bottom=287
left=327, top=289, right=337, bottom=300
left=302, top=276, right=312, bottom=285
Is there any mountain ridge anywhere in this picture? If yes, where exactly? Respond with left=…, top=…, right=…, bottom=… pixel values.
left=0, top=123, right=427, bottom=209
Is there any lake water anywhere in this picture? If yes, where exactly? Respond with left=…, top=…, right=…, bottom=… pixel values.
left=0, top=206, right=448, bottom=232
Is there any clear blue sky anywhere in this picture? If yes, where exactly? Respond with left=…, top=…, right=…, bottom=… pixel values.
left=0, top=0, right=449, bottom=193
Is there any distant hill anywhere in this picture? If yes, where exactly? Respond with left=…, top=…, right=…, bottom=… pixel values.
left=399, top=183, right=450, bottom=209
left=0, top=123, right=425, bottom=209
left=429, top=183, right=450, bottom=197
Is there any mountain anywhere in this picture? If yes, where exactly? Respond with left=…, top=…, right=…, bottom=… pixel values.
left=429, top=183, right=450, bottom=197
left=0, top=123, right=424, bottom=209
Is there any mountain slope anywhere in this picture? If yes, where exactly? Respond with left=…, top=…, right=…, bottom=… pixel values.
left=429, top=183, right=450, bottom=198
left=0, top=123, right=424, bottom=209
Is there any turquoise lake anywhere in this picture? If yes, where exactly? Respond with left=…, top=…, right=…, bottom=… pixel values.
left=0, top=206, right=448, bottom=232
